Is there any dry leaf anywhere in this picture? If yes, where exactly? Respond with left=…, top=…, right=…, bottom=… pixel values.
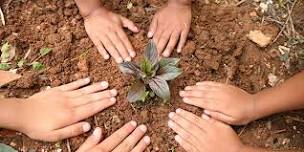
left=247, top=30, right=272, bottom=47
left=0, top=70, right=21, bottom=87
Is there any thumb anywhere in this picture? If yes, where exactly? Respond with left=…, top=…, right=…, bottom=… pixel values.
left=33, top=122, right=91, bottom=142
left=120, top=16, right=139, bottom=33
left=204, top=110, right=235, bottom=125
left=76, top=127, right=103, bottom=152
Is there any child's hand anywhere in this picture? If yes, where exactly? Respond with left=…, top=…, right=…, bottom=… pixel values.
left=77, top=121, right=150, bottom=152
left=84, top=7, right=139, bottom=63
left=180, top=81, right=256, bottom=125
left=168, top=109, right=244, bottom=152
left=18, top=78, right=117, bottom=142
left=148, top=0, right=191, bottom=57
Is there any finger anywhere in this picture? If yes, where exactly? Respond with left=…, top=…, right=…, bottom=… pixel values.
left=120, top=16, right=139, bottom=33
left=148, top=17, right=158, bottom=38
left=204, top=110, right=235, bottom=124
left=90, top=36, right=110, bottom=60
left=71, top=89, right=117, bottom=107
left=67, top=81, right=109, bottom=98
left=96, top=121, right=137, bottom=151
left=153, top=28, right=164, bottom=48
left=163, top=31, right=180, bottom=57
left=100, top=35, right=123, bottom=63
left=156, top=30, right=171, bottom=54
left=175, top=135, right=199, bottom=152
left=196, top=81, right=224, bottom=87
left=182, top=97, right=216, bottom=110
left=179, top=90, right=207, bottom=98
left=116, top=28, right=136, bottom=58
left=76, top=127, right=103, bottom=152
left=184, top=85, right=220, bottom=91
left=72, top=98, right=116, bottom=122
left=113, top=125, right=147, bottom=151
left=107, top=31, right=131, bottom=62
left=175, top=108, right=211, bottom=131
left=41, top=122, right=91, bottom=142
left=168, top=120, right=199, bottom=147
left=169, top=112, right=206, bottom=143
left=56, top=78, right=91, bottom=91
left=131, top=136, right=151, bottom=152
left=177, top=30, right=189, bottom=53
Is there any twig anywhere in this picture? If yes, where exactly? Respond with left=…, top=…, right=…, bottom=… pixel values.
left=271, top=129, right=286, bottom=134
left=66, top=139, right=71, bottom=152
left=0, top=7, right=5, bottom=26
left=285, top=116, right=304, bottom=123
left=238, top=125, right=247, bottom=136
left=236, top=0, right=247, bottom=6
left=272, top=0, right=298, bottom=43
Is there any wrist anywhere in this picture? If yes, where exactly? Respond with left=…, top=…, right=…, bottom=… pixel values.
left=168, top=0, right=192, bottom=7
left=0, top=99, right=24, bottom=131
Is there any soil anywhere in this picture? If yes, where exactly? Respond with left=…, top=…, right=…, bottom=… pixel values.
left=0, top=0, right=304, bottom=152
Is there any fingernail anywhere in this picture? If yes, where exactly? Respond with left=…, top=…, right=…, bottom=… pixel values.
left=175, top=135, right=182, bottom=143
left=110, top=89, right=117, bottom=96
left=125, top=57, right=131, bottom=62
left=204, top=110, right=210, bottom=115
left=162, top=51, right=170, bottom=57
left=147, top=32, right=153, bottom=38
left=179, top=91, right=185, bottom=96
left=117, top=58, right=123, bottom=63
left=82, top=123, right=91, bottom=132
left=84, top=77, right=90, bottom=83
left=168, top=112, right=175, bottom=119
left=168, top=120, right=174, bottom=128
left=93, top=127, right=102, bottom=138
left=144, top=136, right=151, bottom=144
left=202, top=114, right=210, bottom=120
left=104, top=55, right=110, bottom=60
left=183, top=98, right=189, bottom=103
left=130, top=121, right=137, bottom=127
left=176, top=108, right=182, bottom=114
left=101, top=81, right=109, bottom=88
left=139, top=125, right=147, bottom=132
left=177, top=48, right=182, bottom=53
left=130, top=51, right=136, bottom=58
left=110, top=97, right=116, bottom=103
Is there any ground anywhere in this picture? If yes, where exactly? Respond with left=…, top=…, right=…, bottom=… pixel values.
left=0, top=0, right=304, bottom=151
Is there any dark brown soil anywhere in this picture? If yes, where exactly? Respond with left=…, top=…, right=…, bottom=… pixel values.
left=0, top=0, right=304, bottom=151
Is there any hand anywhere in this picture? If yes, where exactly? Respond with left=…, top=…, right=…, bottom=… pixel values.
left=76, top=121, right=151, bottom=152
left=179, top=81, right=256, bottom=125
left=168, top=109, right=244, bottom=152
left=18, top=78, right=117, bottom=142
left=148, top=1, right=191, bottom=57
left=84, top=7, right=139, bottom=63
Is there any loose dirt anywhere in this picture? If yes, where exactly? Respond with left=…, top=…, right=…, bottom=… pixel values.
left=0, top=0, right=303, bottom=151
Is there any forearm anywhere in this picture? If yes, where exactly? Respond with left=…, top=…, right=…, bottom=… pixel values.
left=0, top=99, right=23, bottom=131
left=74, top=0, right=103, bottom=17
left=254, top=71, right=304, bottom=120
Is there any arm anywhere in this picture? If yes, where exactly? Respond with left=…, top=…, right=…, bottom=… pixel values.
left=254, top=71, right=304, bottom=120
left=0, top=99, right=23, bottom=131
left=74, top=0, right=102, bottom=18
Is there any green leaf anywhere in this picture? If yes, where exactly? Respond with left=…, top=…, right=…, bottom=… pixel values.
left=148, top=76, right=170, bottom=102
left=31, top=62, right=45, bottom=71
left=0, top=143, right=17, bottom=152
left=140, top=58, right=153, bottom=76
left=0, top=63, right=11, bottom=71
left=40, top=47, right=52, bottom=57
left=159, top=58, right=180, bottom=67
left=144, top=40, right=158, bottom=66
left=17, top=59, right=25, bottom=68
left=127, top=80, right=147, bottom=103
left=1, top=42, right=11, bottom=63
left=158, top=66, right=182, bottom=81
left=119, top=62, right=146, bottom=78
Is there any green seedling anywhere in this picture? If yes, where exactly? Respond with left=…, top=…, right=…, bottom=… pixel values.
left=119, top=40, right=182, bottom=103
left=31, top=61, right=45, bottom=72
left=0, top=143, right=17, bottom=152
